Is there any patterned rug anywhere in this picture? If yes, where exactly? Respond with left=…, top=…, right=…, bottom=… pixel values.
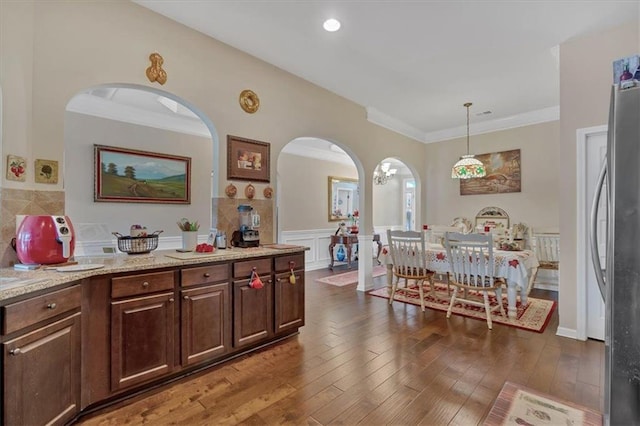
left=368, top=281, right=555, bottom=332
left=316, top=265, right=387, bottom=286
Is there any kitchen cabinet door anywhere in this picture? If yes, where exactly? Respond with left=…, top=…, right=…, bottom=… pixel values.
left=233, top=278, right=273, bottom=348
left=111, top=292, right=175, bottom=391
left=3, top=313, right=81, bottom=426
left=274, top=270, right=305, bottom=334
left=181, top=283, right=231, bottom=366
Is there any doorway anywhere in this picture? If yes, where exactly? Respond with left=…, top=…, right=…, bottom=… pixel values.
left=577, top=125, right=606, bottom=341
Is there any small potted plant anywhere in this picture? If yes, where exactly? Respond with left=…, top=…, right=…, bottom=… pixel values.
left=177, top=218, right=200, bottom=251
left=348, top=210, right=359, bottom=234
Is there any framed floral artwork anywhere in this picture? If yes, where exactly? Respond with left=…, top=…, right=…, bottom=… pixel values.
left=227, top=135, right=270, bottom=182
left=6, top=155, right=27, bottom=182
left=35, top=159, right=59, bottom=184
left=94, top=144, right=191, bottom=204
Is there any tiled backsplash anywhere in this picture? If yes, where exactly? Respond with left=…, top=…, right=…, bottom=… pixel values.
left=0, top=189, right=274, bottom=267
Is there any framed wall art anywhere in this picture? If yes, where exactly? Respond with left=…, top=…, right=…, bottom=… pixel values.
left=94, top=144, right=191, bottom=204
left=227, top=135, right=270, bottom=182
left=6, top=155, right=27, bottom=182
left=35, top=159, right=59, bottom=184
left=460, top=149, right=521, bottom=196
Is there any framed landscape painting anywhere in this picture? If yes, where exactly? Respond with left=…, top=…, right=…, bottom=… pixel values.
left=94, top=145, right=191, bottom=204
left=227, top=135, right=270, bottom=182
left=460, top=149, right=521, bottom=196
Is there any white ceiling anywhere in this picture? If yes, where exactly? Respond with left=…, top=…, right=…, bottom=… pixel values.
left=133, top=0, right=638, bottom=143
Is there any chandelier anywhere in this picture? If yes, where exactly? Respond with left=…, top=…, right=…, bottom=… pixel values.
left=373, top=162, right=397, bottom=185
left=451, top=102, right=486, bottom=179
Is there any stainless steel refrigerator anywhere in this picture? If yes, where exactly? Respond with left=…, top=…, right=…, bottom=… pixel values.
left=590, top=84, right=640, bottom=425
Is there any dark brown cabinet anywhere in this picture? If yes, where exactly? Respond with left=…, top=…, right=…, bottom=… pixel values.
left=232, top=257, right=274, bottom=348
left=181, top=283, right=231, bottom=366
left=3, top=286, right=81, bottom=426
left=274, top=254, right=305, bottom=334
left=110, top=292, right=175, bottom=391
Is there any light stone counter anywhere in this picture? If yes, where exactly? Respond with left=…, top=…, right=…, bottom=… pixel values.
left=0, top=246, right=307, bottom=302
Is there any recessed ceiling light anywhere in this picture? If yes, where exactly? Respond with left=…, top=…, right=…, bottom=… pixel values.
left=323, top=18, right=341, bottom=32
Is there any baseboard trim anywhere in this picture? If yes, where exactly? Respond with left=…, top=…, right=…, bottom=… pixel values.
left=556, top=326, right=581, bottom=340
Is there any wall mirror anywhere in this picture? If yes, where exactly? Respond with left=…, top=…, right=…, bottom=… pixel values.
left=328, top=176, right=359, bottom=221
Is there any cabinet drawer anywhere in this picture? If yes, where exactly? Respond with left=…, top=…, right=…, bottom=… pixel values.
left=274, top=254, right=304, bottom=273
left=233, top=258, right=272, bottom=278
left=112, top=271, right=175, bottom=299
left=181, top=264, right=229, bottom=287
left=3, top=285, right=81, bottom=335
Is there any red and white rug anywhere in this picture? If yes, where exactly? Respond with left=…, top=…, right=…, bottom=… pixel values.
left=315, top=265, right=387, bottom=286
left=368, top=282, right=555, bottom=333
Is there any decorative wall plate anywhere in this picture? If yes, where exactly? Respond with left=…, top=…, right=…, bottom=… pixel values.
left=225, top=183, right=237, bottom=198
left=239, top=89, right=260, bottom=113
left=263, top=186, right=273, bottom=199
left=244, top=183, right=256, bottom=199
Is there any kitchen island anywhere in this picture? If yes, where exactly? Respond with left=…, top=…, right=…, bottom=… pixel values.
left=0, top=246, right=307, bottom=425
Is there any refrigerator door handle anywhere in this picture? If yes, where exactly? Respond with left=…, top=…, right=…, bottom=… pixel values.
left=589, top=159, right=607, bottom=301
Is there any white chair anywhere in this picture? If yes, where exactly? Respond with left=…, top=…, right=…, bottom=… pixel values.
left=527, top=227, right=559, bottom=293
left=386, top=230, right=436, bottom=312
left=428, top=225, right=461, bottom=245
left=443, top=232, right=506, bottom=329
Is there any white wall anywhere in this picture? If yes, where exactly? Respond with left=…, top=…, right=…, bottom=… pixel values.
left=64, top=112, right=212, bottom=238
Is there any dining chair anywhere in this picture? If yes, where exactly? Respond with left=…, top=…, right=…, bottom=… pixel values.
left=443, top=232, right=506, bottom=329
left=386, top=229, right=435, bottom=312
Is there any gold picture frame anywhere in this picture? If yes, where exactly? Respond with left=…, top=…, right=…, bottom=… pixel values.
left=34, top=159, right=59, bottom=184
left=460, top=149, right=521, bottom=195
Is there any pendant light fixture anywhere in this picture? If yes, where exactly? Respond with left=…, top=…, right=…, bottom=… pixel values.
left=451, top=102, right=486, bottom=179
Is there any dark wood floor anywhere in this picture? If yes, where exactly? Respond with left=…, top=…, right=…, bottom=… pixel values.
left=78, top=266, right=603, bottom=425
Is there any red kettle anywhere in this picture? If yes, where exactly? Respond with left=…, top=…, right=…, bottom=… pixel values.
left=15, top=215, right=75, bottom=265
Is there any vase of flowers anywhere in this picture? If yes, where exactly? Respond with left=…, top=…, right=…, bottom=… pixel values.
left=348, top=210, right=359, bottom=234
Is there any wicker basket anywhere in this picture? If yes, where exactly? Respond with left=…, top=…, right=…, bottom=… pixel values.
left=112, top=230, right=163, bottom=254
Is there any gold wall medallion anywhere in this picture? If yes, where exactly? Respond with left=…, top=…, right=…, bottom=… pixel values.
left=239, top=89, right=260, bottom=113
left=225, top=183, right=237, bottom=198
left=244, top=183, right=256, bottom=199
left=263, top=186, right=273, bottom=199
left=146, top=52, right=167, bottom=85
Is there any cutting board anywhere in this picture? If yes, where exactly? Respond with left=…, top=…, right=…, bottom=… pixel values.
left=164, top=251, right=222, bottom=260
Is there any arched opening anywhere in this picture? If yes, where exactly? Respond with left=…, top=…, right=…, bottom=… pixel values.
left=63, top=83, right=219, bottom=254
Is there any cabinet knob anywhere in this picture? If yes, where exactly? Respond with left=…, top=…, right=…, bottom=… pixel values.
left=169, top=298, right=174, bottom=303
left=142, top=281, right=150, bottom=287
left=9, top=348, right=21, bottom=356
left=276, top=278, right=281, bottom=283
left=203, top=273, right=211, bottom=278
left=47, top=302, right=57, bottom=309
left=183, top=295, right=190, bottom=300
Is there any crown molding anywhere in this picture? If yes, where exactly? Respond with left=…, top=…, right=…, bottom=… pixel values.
left=365, top=107, right=425, bottom=142
left=366, top=105, right=560, bottom=144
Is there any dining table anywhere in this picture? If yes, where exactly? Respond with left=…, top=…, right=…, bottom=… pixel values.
left=380, top=243, right=540, bottom=319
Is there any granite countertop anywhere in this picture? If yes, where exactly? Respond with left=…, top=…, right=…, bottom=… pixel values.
left=0, top=245, right=307, bottom=302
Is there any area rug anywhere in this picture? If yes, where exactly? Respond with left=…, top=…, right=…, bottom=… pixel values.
left=485, top=381, right=602, bottom=425
left=368, top=281, right=555, bottom=332
left=316, top=265, right=387, bottom=286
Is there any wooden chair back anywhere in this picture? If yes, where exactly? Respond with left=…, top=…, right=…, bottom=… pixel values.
left=386, top=230, right=429, bottom=278
left=444, top=232, right=498, bottom=289
left=530, top=227, right=559, bottom=269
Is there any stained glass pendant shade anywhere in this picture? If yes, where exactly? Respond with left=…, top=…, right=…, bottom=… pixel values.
left=451, top=102, right=486, bottom=179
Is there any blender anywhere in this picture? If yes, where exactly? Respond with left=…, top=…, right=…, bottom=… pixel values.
left=231, top=205, right=260, bottom=248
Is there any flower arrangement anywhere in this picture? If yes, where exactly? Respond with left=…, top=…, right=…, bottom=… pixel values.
left=347, top=209, right=359, bottom=225
left=177, top=218, right=200, bottom=231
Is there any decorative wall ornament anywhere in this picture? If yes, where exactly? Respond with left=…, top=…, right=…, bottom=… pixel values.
left=239, top=89, right=260, bottom=113
left=6, top=155, right=27, bottom=182
left=263, top=186, right=273, bottom=199
left=460, top=149, right=521, bottom=195
left=34, top=159, right=59, bottom=184
left=225, top=183, right=237, bottom=198
left=244, top=183, right=256, bottom=199
left=145, top=52, right=167, bottom=85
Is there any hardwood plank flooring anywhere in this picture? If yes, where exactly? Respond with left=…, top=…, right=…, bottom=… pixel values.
left=77, top=267, right=603, bottom=425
